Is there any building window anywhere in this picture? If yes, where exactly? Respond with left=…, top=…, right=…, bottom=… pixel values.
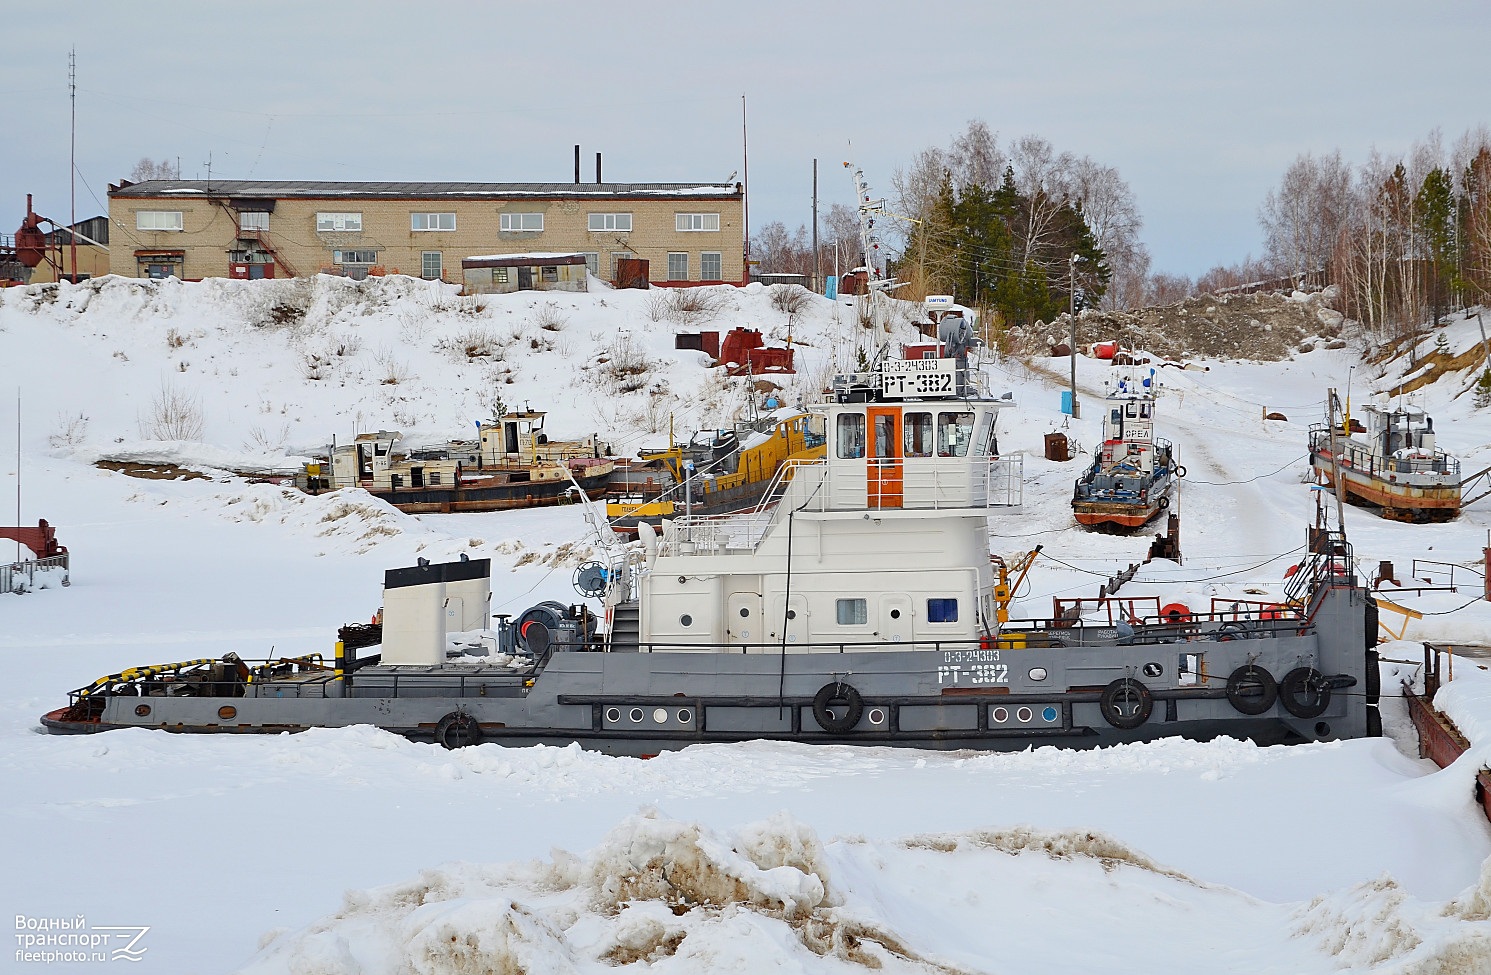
left=700, top=252, right=722, bottom=280
left=238, top=211, right=269, bottom=232
left=587, top=213, right=632, bottom=232
left=836, top=414, right=866, bottom=459
left=539, top=265, right=559, bottom=283
left=333, top=249, right=378, bottom=264
left=667, top=252, right=688, bottom=280
left=493, top=267, right=509, bottom=284
left=676, top=213, right=720, bottom=232
left=411, top=212, right=456, bottom=231
left=500, top=212, right=543, bottom=232
left=421, top=252, right=443, bottom=280
left=609, top=251, right=636, bottom=278
left=316, top=212, right=363, bottom=232
left=836, top=598, right=868, bottom=626
left=135, top=211, right=183, bottom=231
left=927, top=598, right=959, bottom=623
left=428, top=471, right=442, bottom=486
left=579, top=252, right=599, bottom=276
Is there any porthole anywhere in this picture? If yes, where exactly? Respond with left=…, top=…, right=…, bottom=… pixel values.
left=739, top=607, right=750, bottom=617
left=1041, top=706, right=1058, bottom=723
left=629, top=707, right=644, bottom=723
left=890, top=608, right=901, bottom=619
left=680, top=614, right=693, bottom=627
left=134, top=704, right=151, bottom=717
left=1016, top=706, right=1034, bottom=723
left=605, top=707, right=621, bottom=723
left=1315, top=722, right=1331, bottom=737
left=217, top=705, right=237, bottom=720
left=867, top=707, right=886, bottom=725
left=1028, top=667, right=1048, bottom=681
left=991, top=706, right=1010, bottom=724
left=653, top=707, right=668, bottom=724
left=677, top=708, right=692, bottom=723
left=786, top=609, right=797, bottom=620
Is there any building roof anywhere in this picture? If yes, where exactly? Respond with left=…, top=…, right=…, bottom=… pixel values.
left=463, top=253, right=588, bottom=267
left=109, top=179, right=743, bottom=201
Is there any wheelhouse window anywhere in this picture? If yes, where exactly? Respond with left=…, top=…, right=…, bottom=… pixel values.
left=411, top=212, right=456, bottom=231
left=667, top=252, right=688, bottom=280
left=937, top=411, right=974, bottom=457
left=927, top=598, right=959, bottom=623
left=135, top=211, right=183, bottom=231
left=500, top=212, right=542, bottom=232
left=675, top=212, right=720, bottom=232
left=316, top=212, right=362, bottom=232
left=836, top=598, right=868, bottom=625
left=836, top=413, right=865, bottom=459
left=700, top=252, right=723, bottom=280
left=904, top=412, right=933, bottom=457
left=587, top=213, right=631, bottom=232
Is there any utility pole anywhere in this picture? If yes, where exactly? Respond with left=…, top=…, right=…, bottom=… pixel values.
left=811, top=159, right=819, bottom=294
left=741, top=95, right=750, bottom=283
left=68, top=49, right=77, bottom=284
left=1068, top=254, right=1081, bottom=419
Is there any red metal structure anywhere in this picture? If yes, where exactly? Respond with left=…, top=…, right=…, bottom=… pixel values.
left=1, top=195, right=71, bottom=285
left=0, top=519, right=68, bottom=559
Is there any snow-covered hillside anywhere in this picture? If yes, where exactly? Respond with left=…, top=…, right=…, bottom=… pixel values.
left=4, top=275, right=1491, bottom=973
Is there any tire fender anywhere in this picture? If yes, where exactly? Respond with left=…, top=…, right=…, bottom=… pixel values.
left=1099, top=677, right=1153, bottom=730
left=812, top=682, right=864, bottom=734
left=1279, top=667, right=1331, bottom=719
left=1224, top=665, right=1278, bottom=715
left=435, top=711, right=483, bottom=749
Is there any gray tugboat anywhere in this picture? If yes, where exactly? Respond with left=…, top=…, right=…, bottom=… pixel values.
left=42, top=354, right=1379, bottom=753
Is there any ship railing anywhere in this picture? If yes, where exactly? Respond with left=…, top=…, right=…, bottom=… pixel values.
left=1283, top=530, right=1358, bottom=607
left=2, top=552, right=70, bottom=594
left=1047, top=595, right=1311, bottom=641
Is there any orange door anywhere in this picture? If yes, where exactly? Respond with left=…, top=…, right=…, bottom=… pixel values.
left=867, top=407, right=903, bottom=508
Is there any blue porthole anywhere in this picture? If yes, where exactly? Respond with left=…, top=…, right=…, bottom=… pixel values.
left=1042, top=706, right=1058, bottom=723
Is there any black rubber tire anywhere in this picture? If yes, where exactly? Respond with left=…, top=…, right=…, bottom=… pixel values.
left=1175, top=465, right=1187, bottom=478
left=1364, top=649, right=1381, bottom=705
left=812, top=682, right=864, bottom=734
left=1099, top=678, right=1153, bottom=730
left=1225, top=665, right=1278, bottom=715
left=1365, top=597, right=1379, bottom=650
left=1279, top=667, right=1331, bottom=719
left=435, top=711, right=483, bottom=749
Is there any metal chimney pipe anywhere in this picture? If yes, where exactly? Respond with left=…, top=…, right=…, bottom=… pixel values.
left=574, top=145, right=581, bottom=184
left=595, top=152, right=602, bottom=184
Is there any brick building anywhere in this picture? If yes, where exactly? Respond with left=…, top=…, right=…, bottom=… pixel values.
left=105, top=179, right=746, bottom=286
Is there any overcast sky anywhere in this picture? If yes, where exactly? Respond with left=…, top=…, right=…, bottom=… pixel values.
left=5, top=0, right=1489, bottom=278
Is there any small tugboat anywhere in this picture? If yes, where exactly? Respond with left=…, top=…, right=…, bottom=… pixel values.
left=604, top=404, right=825, bottom=534
left=299, top=410, right=614, bottom=514
left=1072, top=368, right=1181, bottom=529
left=41, top=351, right=1378, bottom=754
left=1308, top=389, right=1461, bottom=522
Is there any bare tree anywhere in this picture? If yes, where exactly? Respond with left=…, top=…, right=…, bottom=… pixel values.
left=1145, top=272, right=1194, bottom=305
left=1259, top=150, right=1355, bottom=276
left=1069, top=156, right=1145, bottom=309
left=752, top=221, right=811, bottom=275
left=1007, top=135, right=1077, bottom=272
left=948, top=120, right=1004, bottom=192
left=129, top=158, right=179, bottom=181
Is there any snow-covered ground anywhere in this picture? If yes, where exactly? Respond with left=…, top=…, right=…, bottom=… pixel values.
left=4, top=276, right=1491, bottom=972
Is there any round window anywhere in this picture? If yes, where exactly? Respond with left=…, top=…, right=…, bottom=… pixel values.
left=134, top=704, right=152, bottom=717
left=652, top=707, right=668, bottom=724
left=629, top=707, right=644, bottom=723
left=890, top=609, right=901, bottom=619
left=739, top=607, right=750, bottom=618
left=786, top=609, right=797, bottom=620
left=605, top=707, right=621, bottom=723
left=217, top=705, right=237, bottom=720
left=680, top=614, right=693, bottom=627
left=678, top=708, right=692, bottom=723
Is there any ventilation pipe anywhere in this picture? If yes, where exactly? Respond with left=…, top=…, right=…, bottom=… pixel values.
left=596, top=152, right=602, bottom=184
left=574, top=145, right=581, bottom=184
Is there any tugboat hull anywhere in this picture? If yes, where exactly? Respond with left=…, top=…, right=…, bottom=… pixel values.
left=1309, top=449, right=1459, bottom=522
